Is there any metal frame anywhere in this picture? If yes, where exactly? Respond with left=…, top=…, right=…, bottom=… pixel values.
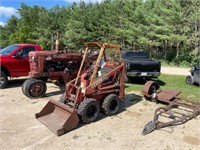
left=142, top=81, right=200, bottom=135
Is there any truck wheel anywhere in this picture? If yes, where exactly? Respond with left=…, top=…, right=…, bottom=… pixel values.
left=78, top=98, right=100, bottom=124
left=22, top=79, right=32, bottom=95
left=25, top=79, right=47, bottom=99
left=185, top=75, right=194, bottom=85
left=0, top=71, right=8, bottom=89
left=102, top=94, right=120, bottom=116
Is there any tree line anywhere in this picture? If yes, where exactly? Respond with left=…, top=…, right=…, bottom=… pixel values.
left=1, top=0, right=200, bottom=65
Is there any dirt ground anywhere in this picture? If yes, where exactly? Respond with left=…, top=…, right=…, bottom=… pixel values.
left=0, top=67, right=200, bottom=150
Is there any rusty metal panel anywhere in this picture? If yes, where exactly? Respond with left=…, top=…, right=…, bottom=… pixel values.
left=35, top=100, right=79, bottom=136
left=157, top=89, right=181, bottom=102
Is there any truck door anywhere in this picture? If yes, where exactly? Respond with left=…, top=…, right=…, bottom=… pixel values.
left=12, top=46, right=36, bottom=76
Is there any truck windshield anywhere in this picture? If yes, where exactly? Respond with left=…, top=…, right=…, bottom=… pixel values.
left=0, top=45, right=20, bottom=56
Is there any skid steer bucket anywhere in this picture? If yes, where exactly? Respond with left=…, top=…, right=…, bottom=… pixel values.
left=35, top=100, right=79, bottom=136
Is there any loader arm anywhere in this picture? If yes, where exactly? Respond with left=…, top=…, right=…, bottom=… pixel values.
left=90, top=45, right=105, bottom=85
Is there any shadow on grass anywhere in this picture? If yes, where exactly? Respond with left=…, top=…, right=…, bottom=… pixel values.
left=193, top=83, right=200, bottom=87
left=127, top=77, right=166, bottom=86
left=127, top=78, right=146, bottom=85
left=156, top=79, right=166, bottom=86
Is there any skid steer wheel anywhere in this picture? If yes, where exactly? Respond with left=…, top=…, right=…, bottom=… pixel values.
left=78, top=98, right=100, bottom=124
left=102, top=94, right=120, bottom=116
left=25, top=79, right=47, bottom=99
left=0, top=71, right=8, bottom=89
left=185, top=75, right=194, bottom=85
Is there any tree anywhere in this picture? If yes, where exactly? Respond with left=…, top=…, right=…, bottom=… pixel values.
left=0, top=16, right=18, bottom=47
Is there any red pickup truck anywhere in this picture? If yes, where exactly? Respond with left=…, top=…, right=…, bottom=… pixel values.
left=0, top=44, right=42, bottom=88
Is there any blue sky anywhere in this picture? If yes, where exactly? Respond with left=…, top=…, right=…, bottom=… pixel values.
left=0, top=0, right=103, bottom=26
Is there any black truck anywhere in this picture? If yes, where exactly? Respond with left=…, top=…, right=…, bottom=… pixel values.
left=122, top=50, right=161, bottom=81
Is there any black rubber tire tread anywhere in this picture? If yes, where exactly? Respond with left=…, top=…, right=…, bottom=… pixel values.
left=78, top=98, right=100, bottom=124
left=128, top=77, right=136, bottom=83
left=22, top=79, right=32, bottom=95
left=102, top=94, right=120, bottom=116
left=147, top=83, right=158, bottom=95
left=0, top=71, right=8, bottom=89
left=185, top=75, right=194, bottom=85
left=25, top=79, right=47, bottom=99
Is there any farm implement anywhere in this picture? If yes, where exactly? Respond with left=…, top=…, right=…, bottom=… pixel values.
left=142, top=81, right=200, bottom=135
left=22, top=32, right=98, bottom=99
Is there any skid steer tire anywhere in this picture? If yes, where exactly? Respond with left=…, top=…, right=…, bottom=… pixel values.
left=102, top=94, right=120, bottom=116
left=0, top=71, right=8, bottom=89
left=78, top=98, right=100, bottom=124
left=25, top=79, right=47, bottom=99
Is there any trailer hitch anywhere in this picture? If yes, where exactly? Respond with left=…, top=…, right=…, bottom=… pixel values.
left=142, top=120, right=156, bottom=135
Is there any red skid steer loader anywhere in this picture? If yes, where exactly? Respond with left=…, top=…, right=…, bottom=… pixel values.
left=35, top=42, right=125, bottom=136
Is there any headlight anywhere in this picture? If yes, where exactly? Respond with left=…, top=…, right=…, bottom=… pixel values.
left=31, top=56, right=35, bottom=60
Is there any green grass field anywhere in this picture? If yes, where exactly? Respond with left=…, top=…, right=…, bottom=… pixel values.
left=125, top=74, right=200, bottom=101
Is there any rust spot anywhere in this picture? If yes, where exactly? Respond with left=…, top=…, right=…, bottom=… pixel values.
left=183, top=136, right=200, bottom=145
left=125, top=110, right=142, bottom=117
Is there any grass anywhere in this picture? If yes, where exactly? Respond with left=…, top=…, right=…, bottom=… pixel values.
left=160, top=60, right=191, bottom=68
left=125, top=74, right=200, bottom=101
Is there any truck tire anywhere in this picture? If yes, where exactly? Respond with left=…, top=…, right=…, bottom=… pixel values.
left=185, top=75, right=194, bottom=85
left=102, top=94, right=120, bottom=116
left=25, top=79, right=47, bottom=99
left=78, top=98, right=100, bottom=124
left=0, top=71, right=8, bottom=89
